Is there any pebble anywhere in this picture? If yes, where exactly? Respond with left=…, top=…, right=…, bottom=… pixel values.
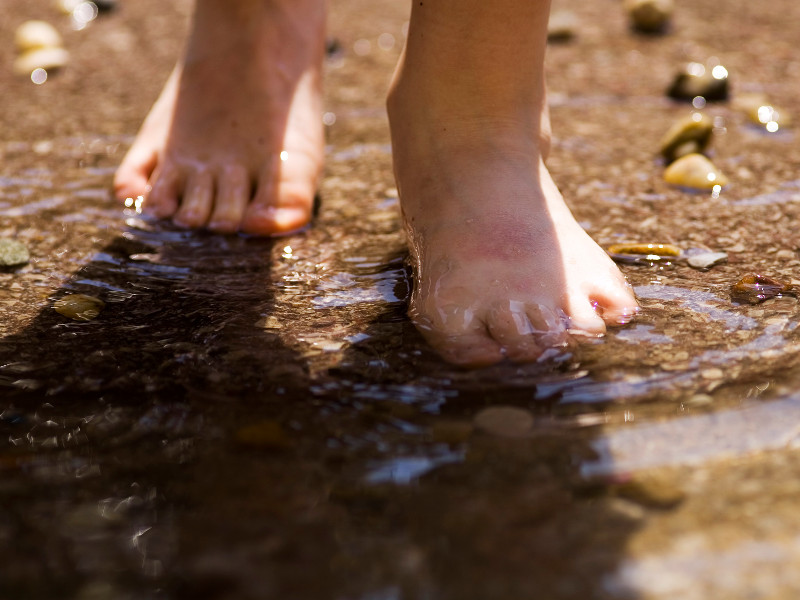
left=92, top=0, right=118, bottom=12
left=53, top=294, right=105, bottom=321
left=13, top=46, right=70, bottom=76
left=14, top=20, right=62, bottom=52
left=733, top=93, right=791, bottom=132
left=730, top=273, right=793, bottom=304
left=0, top=239, right=30, bottom=266
left=613, top=473, right=686, bottom=509
left=687, top=251, right=728, bottom=270
left=663, top=153, right=728, bottom=190
left=667, top=62, right=729, bottom=102
left=473, top=406, right=534, bottom=438
left=659, top=112, right=714, bottom=164
left=625, top=0, right=673, bottom=33
left=548, top=11, right=578, bottom=42
left=606, top=243, right=682, bottom=265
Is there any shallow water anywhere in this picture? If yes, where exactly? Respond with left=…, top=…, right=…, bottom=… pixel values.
left=4, top=0, right=800, bottom=598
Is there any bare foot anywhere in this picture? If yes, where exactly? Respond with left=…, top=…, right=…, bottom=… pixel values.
left=388, top=0, right=638, bottom=367
left=113, top=0, right=325, bottom=235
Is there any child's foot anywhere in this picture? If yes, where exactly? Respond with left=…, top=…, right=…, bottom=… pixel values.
left=388, top=58, right=638, bottom=367
left=113, top=0, right=325, bottom=235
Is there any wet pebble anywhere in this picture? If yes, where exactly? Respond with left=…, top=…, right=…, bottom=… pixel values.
left=0, top=239, right=30, bottom=266
left=473, top=406, right=534, bottom=438
left=548, top=11, right=578, bottom=42
left=667, top=61, right=729, bottom=102
left=235, top=420, right=293, bottom=450
left=733, top=93, right=790, bottom=132
left=607, top=243, right=681, bottom=265
left=659, top=112, right=714, bottom=164
left=625, top=0, right=673, bottom=33
left=686, top=251, right=728, bottom=270
left=53, top=294, right=105, bottom=321
left=92, top=0, right=118, bottom=12
left=14, top=20, right=69, bottom=77
left=613, top=473, right=686, bottom=509
left=15, top=20, right=62, bottom=52
left=663, top=153, right=728, bottom=190
left=731, top=273, right=794, bottom=304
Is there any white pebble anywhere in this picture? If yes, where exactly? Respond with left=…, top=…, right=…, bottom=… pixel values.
left=15, top=20, right=63, bottom=52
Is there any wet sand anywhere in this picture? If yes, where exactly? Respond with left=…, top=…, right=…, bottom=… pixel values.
left=3, top=0, right=800, bottom=598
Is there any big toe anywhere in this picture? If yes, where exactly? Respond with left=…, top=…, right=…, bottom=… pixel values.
left=114, top=145, right=156, bottom=203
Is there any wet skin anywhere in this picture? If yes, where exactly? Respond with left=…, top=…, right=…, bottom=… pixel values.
left=113, top=0, right=325, bottom=235
left=113, top=0, right=639, bottom=367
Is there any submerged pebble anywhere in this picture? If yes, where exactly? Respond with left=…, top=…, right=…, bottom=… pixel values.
left=0, top=239, right=30, bottom=266
left=730, top=273, right=794, bottom=304
left=607, top=243, right=681, bottom=265
left=53, top=294, right=105, bottom=321
left=15, top=21, right=63, bottom=52
left=625, top=0, right=673, bottom=33
left=473, top=406, right=534, bottom=438
left=667, top=61, right=729, bottom=102
left=613, top=473, right=685, bottom=509
left=686, top=251, right=728, bottom=270
left=659, top=112, right=714, bottom=164
left=663, top=153, right=728, bottom=190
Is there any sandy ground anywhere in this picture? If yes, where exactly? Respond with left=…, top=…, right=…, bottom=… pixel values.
left=3, top=1, right=800, bottom=598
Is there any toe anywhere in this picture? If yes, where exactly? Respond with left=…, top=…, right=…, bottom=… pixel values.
left=241, top=153, right=316, bottom=236
left=208, top=165, right=250, bottom=233
left=114, top=144, right=157, bottom=203
left=145, top=166, right=181, bottom=218
left=173, top=170, right=214, bottom=228
left=590, top=282, right=640, bottom=326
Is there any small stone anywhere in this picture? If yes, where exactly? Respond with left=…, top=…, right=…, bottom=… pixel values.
left=731, top=273, right=793, bottom=304
left=663, top=153, right=728, bottom=190
left=15, top=20, right=62, bottom=52
left=687, top=251, right=727, bottom=270
left=776, top=250, right=796, bottom=260
left=684, top=394, right=713, bottom=407
left=548, top=11, right=578, bottom=42
left=473, top=406, right=534, bottom=438
left=92, top=0, right=118, bottom=12
left=53, top=294, right=105, bottom=321
left=0, top=239, right=30, bottom=266
left=734, top=93, right=791, bottom=131
left=625, top=0, right=673, bottom=33
left=235, top=420, right=293, bottom=450
left=667, top=62, right=729, bottom=102
left=13, top=47, right=70, bottom=76
left=607, top=243, right=682, bottom=265
left=659, top=112, right=714, bottom=163
left=614, top=473, right=685, bottom=509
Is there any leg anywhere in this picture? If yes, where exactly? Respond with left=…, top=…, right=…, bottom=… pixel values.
left=113, top=0, right=326, bottom=235
left=388, top=0, right=638, bottom=367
